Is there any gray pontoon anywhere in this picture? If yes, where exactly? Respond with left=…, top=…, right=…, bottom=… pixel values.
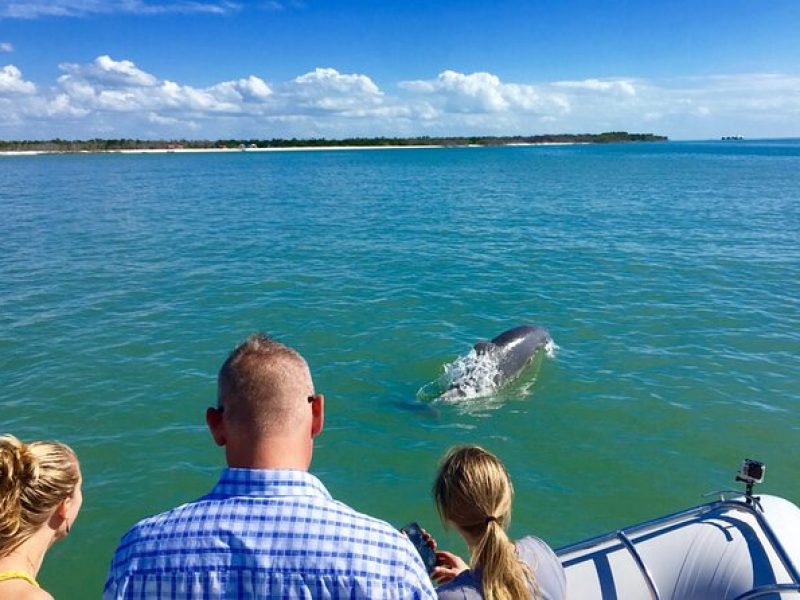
left=557, top=461, right=800, bottom=599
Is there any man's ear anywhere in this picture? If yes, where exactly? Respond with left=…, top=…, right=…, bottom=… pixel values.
left=206, top=407, right=227, bottom=447
left=310, top=394, right=324, bottom=437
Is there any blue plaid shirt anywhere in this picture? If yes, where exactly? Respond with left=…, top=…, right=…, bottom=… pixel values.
left=104, top=468, right=436, bottom=599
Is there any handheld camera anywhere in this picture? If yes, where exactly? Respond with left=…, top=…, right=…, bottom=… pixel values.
left=400, top=522, right=436, bottom=574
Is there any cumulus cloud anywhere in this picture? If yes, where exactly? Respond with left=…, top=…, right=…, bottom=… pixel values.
left=59, top=55, right=158, bottom=87
left=0, top=64, right=35, bottom=94
left=0, top=42, right=12, bottom=52
left=0, top=56, right=404, bottom=138
left=2, top=56, right=800, bottom=140
left=41, top=93, right=90, bottom=117
left=0, top=0, right=241, bottom=19
left=400, top=70, right=570, bottom=115
left=211, top=75, right=273, bottom=103
left=280, top=68, right=383, bottom=114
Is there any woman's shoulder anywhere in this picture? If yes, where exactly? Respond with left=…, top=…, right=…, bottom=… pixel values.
left=0, top=580, right=54, bottom=600
left=29, top=587, right=55, bottom=600
left=516, top=535, right=559, bottom=558
left=435, top=569, right=482, bottom=600
left=516, top=536, right=567, bottom=600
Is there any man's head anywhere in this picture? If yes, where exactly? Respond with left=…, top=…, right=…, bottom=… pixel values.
left=207, top=333, right=324, bottom=469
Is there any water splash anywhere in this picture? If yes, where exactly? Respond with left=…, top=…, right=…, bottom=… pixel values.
left=438, top=347, right=503, bottom=401
left=544, top=338, right=558, bottom=358
left=417, top=339, right=557, bottom=403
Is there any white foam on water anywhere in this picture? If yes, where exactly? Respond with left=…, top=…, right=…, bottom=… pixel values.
left=437, top=347, right=503, bottom=401
left=416, top=336, right=558, bottom=404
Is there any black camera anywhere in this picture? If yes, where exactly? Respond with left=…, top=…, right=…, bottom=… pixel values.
left=737, top=458, right=765, bottom=484
left=400, top=522, right=437, bottom=574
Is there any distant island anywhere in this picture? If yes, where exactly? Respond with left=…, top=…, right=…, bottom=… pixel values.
left=1, top=132, right=667, bottom=153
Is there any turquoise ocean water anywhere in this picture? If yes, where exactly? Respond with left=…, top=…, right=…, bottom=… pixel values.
left=2, top=140, right=799, bottom=597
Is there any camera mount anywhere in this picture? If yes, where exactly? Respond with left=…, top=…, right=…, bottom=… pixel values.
left=736, top=458, right=765, bottom=505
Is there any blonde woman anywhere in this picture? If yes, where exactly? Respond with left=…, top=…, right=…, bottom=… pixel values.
left=0, top=435, right=83, bottom=599
left=431, top=446, right=566, bottom=600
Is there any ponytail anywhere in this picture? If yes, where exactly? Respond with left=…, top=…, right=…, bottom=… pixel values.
left=473, top=519, right=539, bottom=600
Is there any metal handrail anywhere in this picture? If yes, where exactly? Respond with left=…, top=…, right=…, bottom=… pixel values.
left=557, top=498, right=730, bottom=557
left=557, top=497, right=800, bottom=598
left=741, top=499, right=800, bottom=585
left=616, top=529, right=661, bottom=600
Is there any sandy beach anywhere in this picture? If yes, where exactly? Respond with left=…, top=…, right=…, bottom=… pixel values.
left=0, top=142, right=584, bottom=157
left=0, top=145, right=443, bottom=157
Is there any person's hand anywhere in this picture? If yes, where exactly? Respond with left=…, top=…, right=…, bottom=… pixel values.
left=432, top=550, right=469, bottom=584
left=421, top=527, right=437, bottom=552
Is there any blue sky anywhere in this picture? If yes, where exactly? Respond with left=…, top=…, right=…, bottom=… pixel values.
left=1, top=0, right=799, bottom=140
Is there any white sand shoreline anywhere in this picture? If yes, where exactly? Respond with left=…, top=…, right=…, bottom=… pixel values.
left=0, top=142, right=579, bottom=157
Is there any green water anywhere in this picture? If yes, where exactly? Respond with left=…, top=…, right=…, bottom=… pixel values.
left=1, top=141, right=799, bottom=597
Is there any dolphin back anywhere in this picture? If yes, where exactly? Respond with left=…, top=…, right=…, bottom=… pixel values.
left=489, top=326, right=551, bottom=383
left=490, top=325, right=551, bottom=348
left=437, top=325, right=552, bottom=400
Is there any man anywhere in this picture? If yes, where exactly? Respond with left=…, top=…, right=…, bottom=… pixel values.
left=105, top=333, right=436, bottom=599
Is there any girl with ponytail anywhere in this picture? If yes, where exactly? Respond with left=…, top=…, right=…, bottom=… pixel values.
left=431, top=446, right=566, bottom=600
left=0, top=434, right=83, bottom=599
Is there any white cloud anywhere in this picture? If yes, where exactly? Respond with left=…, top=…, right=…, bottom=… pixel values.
left=1, top=56, right=397, bottom=138
left=60, top=55, right=158, bottom=87
left=42, top=93, right=90, bottom=117
left=147, top=111, right=199, bottom=130
left=211, top=75, right=273, bottom=103
left=156, top=80, right=232, bottom=112
left=0, top=64, right=35, bottom=94
left=53, top=56, right=243, bottom=116
left=280, top=68, right=383, bottom=114
left=0, top=0, right=241, bottom=19
left=400, top=70, right=570, bottom=115
left=554, top=78, right=637, bottom=97
left=3, top=56, right=800, bottom=140
left=0, top=42, right=12, bottom=52
left=539, top=73, right=800, bottom=138
left=293, top=68, right=381, bottom=96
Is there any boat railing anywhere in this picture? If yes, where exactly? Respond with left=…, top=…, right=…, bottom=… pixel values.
left=615, top=529, right=660, bottom=599
left=557, top=497, right=800, bottom=600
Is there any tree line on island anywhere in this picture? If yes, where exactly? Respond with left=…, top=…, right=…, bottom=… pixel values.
left=0, top=132, right=667, bottom=152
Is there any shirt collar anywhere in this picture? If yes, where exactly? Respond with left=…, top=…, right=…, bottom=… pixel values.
left=208, top=468, right=333, bottom=500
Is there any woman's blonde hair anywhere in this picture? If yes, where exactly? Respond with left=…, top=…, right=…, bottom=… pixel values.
left=433, top=445, right=539, bottom=600
left=0, top=434, right=80, bottom=556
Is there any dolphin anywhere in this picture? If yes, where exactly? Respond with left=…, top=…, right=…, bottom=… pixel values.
left=439, top=325, right=552, bottom=400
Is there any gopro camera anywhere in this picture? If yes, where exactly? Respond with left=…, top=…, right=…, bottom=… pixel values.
left=400, top=522, right=437, bottom=574
left=737, top=458, right=765, bottom=485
